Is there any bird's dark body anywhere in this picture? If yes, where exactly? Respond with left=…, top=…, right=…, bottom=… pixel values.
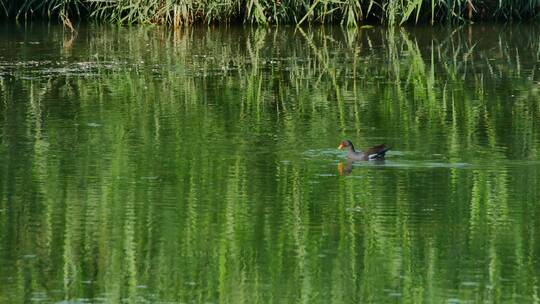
left=338, top=140, right=390, bottom=161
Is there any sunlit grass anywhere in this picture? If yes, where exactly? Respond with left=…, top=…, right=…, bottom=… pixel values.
left=0, top=0, right=538, bottom=26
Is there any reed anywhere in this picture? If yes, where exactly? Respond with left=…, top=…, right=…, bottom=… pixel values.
left=0, top=0, right=538, bottom=26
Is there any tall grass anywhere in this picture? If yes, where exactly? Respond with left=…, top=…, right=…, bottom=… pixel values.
left=0, top=0, right=539, bottom=26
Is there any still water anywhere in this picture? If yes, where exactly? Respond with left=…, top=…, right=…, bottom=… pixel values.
left=0, top=23, right=539, bottom=303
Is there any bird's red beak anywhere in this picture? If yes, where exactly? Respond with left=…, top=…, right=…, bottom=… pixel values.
left=338, top=143, right=344, bottom=150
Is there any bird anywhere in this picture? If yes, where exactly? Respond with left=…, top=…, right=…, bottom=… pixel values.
left=337, top=140, right=390, bottom=161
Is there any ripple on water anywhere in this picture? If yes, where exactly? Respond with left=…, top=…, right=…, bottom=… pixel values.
left=304, top=148, right=473, bottom=170
left=0, top=60, right=130, bottom=78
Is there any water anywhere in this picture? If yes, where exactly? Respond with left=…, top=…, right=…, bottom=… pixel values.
left=0, top=23, right=539, bottom=303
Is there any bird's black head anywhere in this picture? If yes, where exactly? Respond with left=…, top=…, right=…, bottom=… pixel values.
left=338, top=140, right=354, bottom=150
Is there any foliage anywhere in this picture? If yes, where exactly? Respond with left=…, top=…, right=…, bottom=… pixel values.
left=0, top=0, right=539, bottom=26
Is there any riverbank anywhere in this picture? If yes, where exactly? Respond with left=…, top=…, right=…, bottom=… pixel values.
left=2, top=0, right=539, bottom=28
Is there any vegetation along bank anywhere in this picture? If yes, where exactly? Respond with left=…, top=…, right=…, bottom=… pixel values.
left=2, top=0, right=540, bottom=28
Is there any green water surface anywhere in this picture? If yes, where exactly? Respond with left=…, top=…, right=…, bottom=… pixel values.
left=0, top=24, right=539, bottom=303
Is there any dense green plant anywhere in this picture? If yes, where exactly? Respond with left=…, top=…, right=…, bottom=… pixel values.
left=0, top=0, right=539, bottom=26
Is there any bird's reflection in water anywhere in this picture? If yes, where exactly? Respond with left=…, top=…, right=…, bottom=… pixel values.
left=337, top=160, right=354, bottom=176
left=337, top=159, right=386, bottom=176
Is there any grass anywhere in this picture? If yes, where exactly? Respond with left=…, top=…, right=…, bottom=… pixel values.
left=0, top=0, right=539, bottom=27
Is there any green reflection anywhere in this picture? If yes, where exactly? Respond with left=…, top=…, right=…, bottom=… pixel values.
left=0, top=24, right=540, bottom=303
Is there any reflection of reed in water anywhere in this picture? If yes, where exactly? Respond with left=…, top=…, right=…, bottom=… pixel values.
left=1, top=25, right=540, bottom=304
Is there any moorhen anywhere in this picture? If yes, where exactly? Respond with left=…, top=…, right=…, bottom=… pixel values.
left=337, top=140, right=390, bottom=161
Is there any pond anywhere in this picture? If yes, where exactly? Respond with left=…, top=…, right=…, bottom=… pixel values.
left=0, top=23, right=539, bottom=303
